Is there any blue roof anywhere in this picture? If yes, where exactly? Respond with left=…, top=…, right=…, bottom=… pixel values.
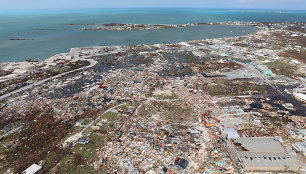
left=225, top=128, right=240, bottom=139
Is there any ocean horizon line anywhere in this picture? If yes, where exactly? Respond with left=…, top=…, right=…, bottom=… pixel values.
left=0, top=8, right=306, bottom=13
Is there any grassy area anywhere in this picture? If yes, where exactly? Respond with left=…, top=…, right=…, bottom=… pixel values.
left=0, top=138, right=13, bottom=155
left=114, top=104, right=126, bottom=110
left=54, top=134, right=104, bottom=174
left=0, top=132, right=26, bottom=164
left=2, top=145, right=26, bottom=162
left=82, top=119, right=92, bottom=125
left=43, top=152, right=60, bottom=170
left=57, top=154, right=95, bottom=174
left=55, top=67, right=69, bottom=73
left=41, top=149, right=68, bottom=173
left=48, top=110, right=119, bottom=173
left=101, top=111, right=118, bottom=124
left=73, top=134, right=104, bottom=159
left=265, top=61, right=296, bottom=78
left=45, top=107, right=119, bottom=173
left=0, top=141, right=7, bottom=153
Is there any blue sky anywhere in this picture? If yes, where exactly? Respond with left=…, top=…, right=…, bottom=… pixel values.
left=1, top=0, right=305, bottom=10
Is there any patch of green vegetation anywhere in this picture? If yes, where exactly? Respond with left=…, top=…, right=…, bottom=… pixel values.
left=42, top=150, right=67, bottom=173
left=0, top=139, right=11, bottom=154
left=265, top=61, right=296, bottom=78
left=43, top=152, right=58, bottom=168
left=4, top=146, right=26, bottom=161
left=114, top=104, right=126, bottom=110
left=101, top=112, right=118, bottom=124
left=73, top=134, right=104, bottom=159
left=64, top=163, right=95, bottom=174
left=57, top=153, right=95, bottom=174
left=56, top=134, right=104, bottom=174
left=82, top=119, right=92, bottom=125
left=0, top=144, right=6, bottom=153
left=56, top=67, right=69, bottom=73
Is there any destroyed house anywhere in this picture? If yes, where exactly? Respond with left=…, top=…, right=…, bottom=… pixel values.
left=174, top=157, right=188, bottom=170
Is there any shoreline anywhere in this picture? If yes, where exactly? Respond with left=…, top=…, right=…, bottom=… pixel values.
left=0, top=21, right=304, bottom=98
left=0, top=23, right=260, bottom=100
left=1, top=21, right=304, bottom=65
left=0, top=22, right=261, bottom=65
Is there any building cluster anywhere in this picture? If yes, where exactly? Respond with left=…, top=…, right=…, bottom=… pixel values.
left=93, top=117, right=236, bottom=173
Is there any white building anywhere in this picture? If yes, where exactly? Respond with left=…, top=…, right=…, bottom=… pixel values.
left=293, top=93, right=306, bottom=103
left=22, top=164, right=42, bottom=174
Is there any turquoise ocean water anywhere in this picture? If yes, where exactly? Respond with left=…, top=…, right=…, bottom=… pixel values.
left=0, top=8, right=305, bottom=62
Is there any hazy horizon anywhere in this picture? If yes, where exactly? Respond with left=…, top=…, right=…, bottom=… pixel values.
left=1, top=0, right=306, bottom=10
left=1, top=7, right=306, bottom=11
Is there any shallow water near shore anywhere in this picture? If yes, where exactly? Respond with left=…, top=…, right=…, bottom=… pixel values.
left=0, top=8, right=305, bottom=62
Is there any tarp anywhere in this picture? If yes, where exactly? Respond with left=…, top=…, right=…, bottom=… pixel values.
left=225, top=128, right=239, bottom=139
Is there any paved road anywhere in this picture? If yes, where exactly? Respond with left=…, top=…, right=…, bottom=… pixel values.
left=0, top=58, right=97, bottom=101
left=0, top=126, right=22, bottom=140
left=244, top=63, right=305, bottom=115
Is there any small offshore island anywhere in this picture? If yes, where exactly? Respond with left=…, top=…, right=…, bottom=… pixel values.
left=81, top=22, right=215, bottom=31
left=0, top=21, right=306, bottom=173
left=9, top=38, right=34, bottom=41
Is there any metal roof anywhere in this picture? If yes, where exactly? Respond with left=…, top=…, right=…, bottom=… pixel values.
left=234, top=137, right=286, bottom=153
left=22, top=164, right=42, bottom=174
left=235, top=137, right=300, bottom=170
left=238, top=151, right=299, bottom=168
left=293, top=93, right=306, bottom=101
